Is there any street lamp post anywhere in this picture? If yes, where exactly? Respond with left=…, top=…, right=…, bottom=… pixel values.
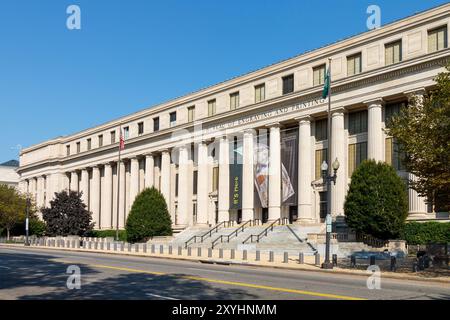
left=25, top=197, right=30, bottom=246
left=321, top=158, right=340, bottom=269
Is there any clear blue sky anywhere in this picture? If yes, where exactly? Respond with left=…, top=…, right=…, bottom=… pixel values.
left=0, top=0, right=448, bottom=163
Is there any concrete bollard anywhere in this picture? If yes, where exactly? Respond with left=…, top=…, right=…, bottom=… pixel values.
left=160, top=245, right=164, bottom=254
left=113, top=243, right=117, bottom=251
left=151, top=244, right=155, bottom=254
left=178, top=246, right=182, bottom=256
left=269, top=251, right=274, bottom=262
left=169, top=246, right=173, bottom=255
left=121, top=243, right=125, bottom=251
left=230, top=249, right=235, bottom=260
left=127, top=243, right=132, bottom=252
left=219, top=248, right=223, bottom=259
left=187, top=247, right=192, bottom=256
left=94, top=242, right=98, bottom=250
left=135, top=244, right=139, bottom=253
left=100, top=242, right=104, bottom=250
left=315, top=253, right=320, bottom=266
left=208, top=248, right=212, bottom=258
left=298, top=252, right=304, bottom=264
left=61, top=240, right=65, bottom=248
left=143, top=244, right=147, bottom=253
left=197, top=247, right=202, bottom=257
left=243, top=250, right=247, bottom=260
left=106, top=242, right=110, bottom=251
left=255, top=250, right=260, bottom=261
left=56, top=240, right=60, bottom=248
left=71, top=240, right=75, bottom=248
left=283, top=252, right=289, bottom=263
left=88, top=242, right=92, bottom=250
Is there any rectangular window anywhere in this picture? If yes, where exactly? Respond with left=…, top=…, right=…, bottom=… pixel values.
left=385, top=137, right=405, bottom=171
left=385, top=101, right=406, bottom=126
left=348, top=110, right=368, bottom=135
left=348, top=142, right=368, bottom=177
left=313, top=65, right=326, bottom=86
left=315, top=148, right=328, bottom=180
left=153, top=117, right=160, bottom=132
left=110, top=131, right=116, bottom=144
left=170, top=111, right=177, bottom=127
left=123, top=127, right=129, bottom=139
left=254, top=84, right=265, bottom=103
left=212, top=166, right=219, bottom=192
left=138, top=122, right=144, bottom=135
left=282, top=74, right=294, bottom=95
left=193, top=170, right=198, bottom=195
left=66, top=145, right=70, bottom=156
left=98, top=135, right=103, bottom=147
left=76, top=142, right=80, bottom=153
left=87, top=138, right=92, bottom=151
left=315, top=119, right=328, bottom=141
left=385, top=41, right=402, bottom=66
left=208, top=99, right=216, bottom=117
left=428, top=26, right=448, bottom=53
left=188, top=106, right=195, bottom=122
left=347, top=53, right=362, bottom=76
left=319, top=191, right=328, bottom=220
left=230, top=92, right=240, bottom=110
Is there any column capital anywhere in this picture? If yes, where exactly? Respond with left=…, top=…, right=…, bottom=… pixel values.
left=144, top=152, right=155, bottom=157
left=364, top=98, right=385, bottom=108
left=331, top=107, right=346, bottom=117
left=265, top=122, right=281, bottom=129
left=160, top=148, right=170, bottom=154
left=295, top=115, right=313, bottom=124
left=243, top=128, right=255, bottom=136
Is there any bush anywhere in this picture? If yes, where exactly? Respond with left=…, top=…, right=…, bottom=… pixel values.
left=89, top=230, right=127, bottom=242
left=29, top=218, right=46, bottom=237
left=402, top=222, right=450, bottom=245
left=42, top=191, right=94, bottom=236
left=344, top=160, right=409, bottom=240
left=126, top=187, right=172, bottom=243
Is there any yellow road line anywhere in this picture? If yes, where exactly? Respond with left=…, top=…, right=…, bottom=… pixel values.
left=68, top=262, right=366, bottom=300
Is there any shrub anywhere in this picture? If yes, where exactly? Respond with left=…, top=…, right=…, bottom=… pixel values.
left=402, top=222, right=450, bottom=245
left=344, top=160, right=409, bottom=240
left=29, top=218, right=46, bottom=237
left=126, top=187, right=172, bottom=243
left=42, top=191, right=94, bottom=236
left=89, top=229, right=127, bottom=242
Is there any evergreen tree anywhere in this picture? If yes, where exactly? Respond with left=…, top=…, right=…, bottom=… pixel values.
left=344, top=160, right=408, bottom=240
left=42, top=191, right=94, bottom=236
left=126, top=187, right=172, bottom=243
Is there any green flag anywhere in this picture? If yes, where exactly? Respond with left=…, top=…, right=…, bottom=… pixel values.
left=322, top=68, right=330, bottom=99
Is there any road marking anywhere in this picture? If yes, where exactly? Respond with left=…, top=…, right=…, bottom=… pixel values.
left=146, top=293, right=179, bottom=300
left=85, top=263, right=365, bottom=300
left=187, top=267, right=235, bottom=274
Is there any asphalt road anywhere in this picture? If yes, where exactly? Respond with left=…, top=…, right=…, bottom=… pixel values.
left=0, top=246, right=449, bottom=300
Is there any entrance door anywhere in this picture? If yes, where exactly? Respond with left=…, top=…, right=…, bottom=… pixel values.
left=237, top=209, right=242, bottom=223
left=262, top=208, right=269, bottom=223
left=289, top=206, right=298, bottom=224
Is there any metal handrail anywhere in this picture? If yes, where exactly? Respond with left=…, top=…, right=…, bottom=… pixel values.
left=211, top=220, right=254, bottom=248
left=242, top=218, right=281, bottom=244
left=184, top=221, right=229, bottom=248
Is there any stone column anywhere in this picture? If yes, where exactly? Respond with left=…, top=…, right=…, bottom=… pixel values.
left=129, top=157, right=140, bottom=205
left=366, top=98, right=384, bottom=161
left=144, top=153, right=154, bottom=188
left=36, top=176, right=45, bottom=208
left=331, top=108, right=346, bottom=218
left=177, top=146, right=190, bottom=226
left=62, top=173, right=70, bottom=191
left=30, top=178, right=37, bottom=203
left=268, top=124, right=281, bottom=221
left=70, top=171, right=79, bottom=193
left=297, top=116, right=314, bottom=222
left=102, top=163, right=113, bottom=229
left=80, top=168, right=90, bottom=208
left=218, top=135, right=230, bottom=223
left=242, top=130, right=254, bottom=222
left=118, top=161, right=126, bottom=228
left=196, top=141, right=209, bottom=225
left=160, top=150, right=171, bottom=211
left=404, top=88, right=428, bottom=218
left=91, top=166, right=101, bottom=229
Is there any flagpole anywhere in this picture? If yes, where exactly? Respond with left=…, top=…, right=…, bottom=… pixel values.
left=115, top=124, right=122, bottom=242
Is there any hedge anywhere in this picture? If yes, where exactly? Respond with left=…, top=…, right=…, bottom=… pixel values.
left=89, top=230, right=127, bottom=242
left=402, top=222, right=450, bottom=245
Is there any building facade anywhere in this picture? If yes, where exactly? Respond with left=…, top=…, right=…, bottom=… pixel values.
left=18, top=5, right=450, bottom=230
left=0, top=160, right=20, bottom=188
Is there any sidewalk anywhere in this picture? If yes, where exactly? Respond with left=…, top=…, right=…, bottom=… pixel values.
left=1, top=242, right=449, bottom=285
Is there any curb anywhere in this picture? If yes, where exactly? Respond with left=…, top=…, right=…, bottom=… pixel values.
left=1, top=244, right=449, bottom=285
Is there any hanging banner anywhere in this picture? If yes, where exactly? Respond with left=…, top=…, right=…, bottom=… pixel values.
left=229, top=140, right=243, bottom=210
left=254, top=142, right=269, bottom=208
left=281, top=128, right=298, bottom=205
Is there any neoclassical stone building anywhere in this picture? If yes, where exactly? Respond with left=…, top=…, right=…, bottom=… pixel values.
left=18, top=4, right=450, bottom=231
